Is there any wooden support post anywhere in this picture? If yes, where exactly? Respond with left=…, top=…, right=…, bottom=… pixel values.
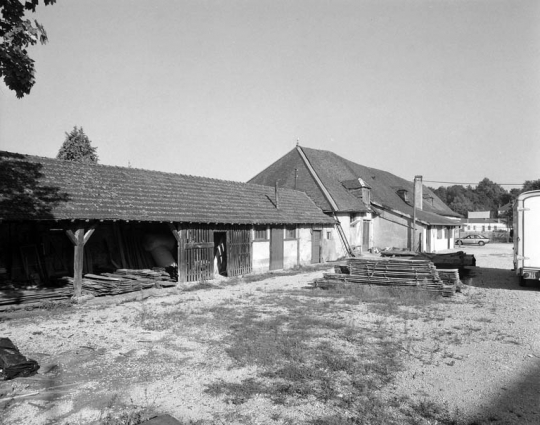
left=168, top=223, right=186, bottom=283
left=66, top=223, right=98, bottom=299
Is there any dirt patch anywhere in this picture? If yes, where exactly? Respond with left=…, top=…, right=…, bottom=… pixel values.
left=1, top=244, right=539, bottom=424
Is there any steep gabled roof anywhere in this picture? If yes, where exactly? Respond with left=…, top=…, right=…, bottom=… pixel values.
left=249, top=146, right=461, bottom=226
left=0, top=151, right=334, bottom=225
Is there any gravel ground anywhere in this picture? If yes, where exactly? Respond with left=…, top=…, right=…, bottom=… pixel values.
left=0, top=243, right=539, bottom=424
left=388, top=244, right=540, bottom=424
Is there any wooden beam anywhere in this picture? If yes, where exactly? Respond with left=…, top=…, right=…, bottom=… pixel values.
left=83, top=223, right=98, bottom=245
left=73, top=228, right=85, bottom=298
left=167, top=223, right=181, bottom=243
left=65, top=229, right=77, bottom=246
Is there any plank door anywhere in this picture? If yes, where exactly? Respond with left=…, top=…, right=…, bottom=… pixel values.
left=362, top=221, right=370, bottom=251
left=185, top=228, right=214, bottom=282
left=311, top=230, right=321, bottom=264
left=270, top=228, right=284, bottom=270
left=227, top=227, right=252, bottom=277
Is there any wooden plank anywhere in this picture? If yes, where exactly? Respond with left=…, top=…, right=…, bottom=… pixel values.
left=178, top=227, right=187, bottom=283
left=186, top=242, right=214, bottom=249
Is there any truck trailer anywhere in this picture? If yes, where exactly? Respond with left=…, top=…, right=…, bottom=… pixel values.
left=513, top=190, right=540, bottom=286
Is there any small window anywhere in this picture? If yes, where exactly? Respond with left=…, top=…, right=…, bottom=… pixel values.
left=327, top=231, right=332, bottom=239
left=254, top=226, right=267, bottom=240
left=494, top=225, right=497, bottom=231
left=285, top=226, right=296, bottom=239
left=397, top=189, right=409, bottom=203
left=437, top=228, right=443, bottom=239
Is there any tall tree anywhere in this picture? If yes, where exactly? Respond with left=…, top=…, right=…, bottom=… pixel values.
left=523, top=179, right=540, bottom=192
left=1, top=0, right=56, bottom=98
left=57, top=127, right=99, bottom=163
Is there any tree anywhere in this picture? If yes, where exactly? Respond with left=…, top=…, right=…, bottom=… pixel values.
left=57, top=127, right=99, bottom=163
left=1, top=0, right=56, bottom=98
left=523, top=179, right=540, bottom=192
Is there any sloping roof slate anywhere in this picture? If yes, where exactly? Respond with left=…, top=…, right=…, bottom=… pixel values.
left=248, top=148, right=370, bottom=213
left=249, top=146, right=461, bottom=226
left=0, top=151, right=335, bottom=225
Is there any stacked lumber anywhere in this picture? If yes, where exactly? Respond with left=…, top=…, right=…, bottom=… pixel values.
left=312, top=257, right=458, bottom=297
left=0, top=268, right=177, bottom=308
left=0, top=288, right=72, bottom=307
left=437, top=269, right=462, bottom=297
left=421, top=251, right=476, bottom=269
left=58, top=268, right=176, bottom=296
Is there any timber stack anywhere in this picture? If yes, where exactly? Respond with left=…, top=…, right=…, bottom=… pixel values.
left=0, top=268, right=176, bottom=309
left=58, top=268, right=176, bottom=296
left=311, top=257, right=459, bottom=297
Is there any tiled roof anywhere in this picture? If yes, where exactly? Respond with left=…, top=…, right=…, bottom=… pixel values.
left=0, top=151, right=335, bottom=225
left=249, top=146, right=461, bottom=226
left=249, top=148, right=370, bottom=213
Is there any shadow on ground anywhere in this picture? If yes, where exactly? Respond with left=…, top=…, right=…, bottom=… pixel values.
left=463, top=267, right=540, bottom=292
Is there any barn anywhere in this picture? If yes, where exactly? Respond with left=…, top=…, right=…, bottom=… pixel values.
left=0, top=151, right=335, bottom=301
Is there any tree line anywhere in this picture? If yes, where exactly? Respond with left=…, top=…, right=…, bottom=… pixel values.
left=430, top=178, right=540, bottom=220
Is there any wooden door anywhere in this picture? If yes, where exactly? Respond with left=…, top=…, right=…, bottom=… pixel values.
left=270, top=228, right=284, bottom=270
left=311, top=230, right=321, bottom=264
left=425, top=228, right=432, bottom=253
left=227, top=227, right=252, bottom=277
left=362, top=221, right=370, bottom=251
left=185, top=228, right=214, bottom=282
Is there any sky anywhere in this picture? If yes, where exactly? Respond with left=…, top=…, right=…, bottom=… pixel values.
left=1, top=0, right=539, bottom=190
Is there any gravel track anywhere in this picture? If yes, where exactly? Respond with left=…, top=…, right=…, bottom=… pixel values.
left=1, top=243, right=539, bottom=424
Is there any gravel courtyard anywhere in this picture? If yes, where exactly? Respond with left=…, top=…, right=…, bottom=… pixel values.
left=1, top=243, right=539, bottom=425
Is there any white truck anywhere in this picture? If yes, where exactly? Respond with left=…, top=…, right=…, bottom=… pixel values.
left=513, top=190, right=540, bottom=286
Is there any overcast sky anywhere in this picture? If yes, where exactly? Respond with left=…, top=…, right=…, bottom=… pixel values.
left=1, top=0, right=539, bottom=189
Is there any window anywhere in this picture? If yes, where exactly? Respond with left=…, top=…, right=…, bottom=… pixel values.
left=397, top=189, right=409, bottom=203
left=254, top=226, right=267, bottom=240
left=494, top=225, right=498, bottom=231
left=437, top=228, right=443, bottom=239
left=285, top=226, right=296, bottom=239
left=327, top=231, right=332, bottom=239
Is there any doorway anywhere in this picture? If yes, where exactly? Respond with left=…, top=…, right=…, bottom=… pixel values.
left=270, top=228, right=284, bottom=270
left=311, top=230, right=321, bottom=264
left=214, top=232, right=227, bottom=276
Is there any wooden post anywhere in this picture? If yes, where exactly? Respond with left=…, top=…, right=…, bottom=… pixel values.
left=66, top=223, right=98, bottom=299
left=168, top=223, right=186, bottom=283
left=178, top=228, right=187, bottom=282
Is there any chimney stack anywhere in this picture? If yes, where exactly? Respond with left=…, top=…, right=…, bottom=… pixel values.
left=414, top=175, right=423, bottom=210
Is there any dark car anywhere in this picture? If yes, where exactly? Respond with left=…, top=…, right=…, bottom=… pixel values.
left=455, top=235, right=490, bottom=246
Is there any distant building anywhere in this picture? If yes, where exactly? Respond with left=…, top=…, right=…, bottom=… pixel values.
left=468, top=211, right=491, bottom=219
left=249, top=145, right=461, bottom=256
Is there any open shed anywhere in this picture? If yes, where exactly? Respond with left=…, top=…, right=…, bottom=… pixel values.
left=0, top=151, right=335, bottom=302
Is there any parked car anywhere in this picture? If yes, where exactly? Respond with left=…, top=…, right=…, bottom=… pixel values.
left=455, top=235, right=490, bottom=246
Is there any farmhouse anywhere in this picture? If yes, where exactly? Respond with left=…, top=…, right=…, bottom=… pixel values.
left=248, top=145, right=461, bottom=258
left=0, top=151, right=335, bottom=300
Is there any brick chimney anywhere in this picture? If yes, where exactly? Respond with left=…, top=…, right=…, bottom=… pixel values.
left=414, top=175, right=423, bottom=210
